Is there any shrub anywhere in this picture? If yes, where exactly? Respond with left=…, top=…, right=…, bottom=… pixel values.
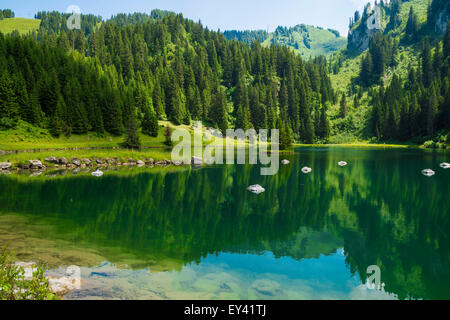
left=0, top=248, right=56, bottom=300
left=0, top=117, right=17, bottom=130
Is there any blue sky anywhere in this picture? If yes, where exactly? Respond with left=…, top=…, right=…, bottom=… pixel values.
left=3, top=0, right=375, bottom=36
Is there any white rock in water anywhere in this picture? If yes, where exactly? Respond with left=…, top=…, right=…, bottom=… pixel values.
left=281, top=160, right=290, bottom=165
left=91, top=170, right=104, bottom=177
left=440, top=163, right=450, bottom=169
left=422, top=169, right=435, bottom=177
left=191, top=156, right=203, bottom=165
left=247, top=184, right=265, bottom=194
left=338, top=161, right=348, bottom=167
left=302, top=167, right=312, bottom=174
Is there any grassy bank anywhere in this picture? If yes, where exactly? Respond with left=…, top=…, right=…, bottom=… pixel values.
left=294, top=143, right=419, bottom=149
left=0, top=18, right=40, bottom=35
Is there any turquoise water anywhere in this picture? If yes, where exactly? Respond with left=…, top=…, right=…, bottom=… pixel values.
left=0, top=147, right=448, bottom=300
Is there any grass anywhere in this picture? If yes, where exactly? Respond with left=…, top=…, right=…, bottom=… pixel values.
left=294, top=143, right=418, bottom=149
left=0, top=120, right=168, bottom=151
left=0, top=18, right=41, bottom=35
left=261, top=24, right=347, bottom=59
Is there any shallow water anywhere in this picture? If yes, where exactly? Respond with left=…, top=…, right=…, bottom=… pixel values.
left=0, top=147, right=449, bottom=300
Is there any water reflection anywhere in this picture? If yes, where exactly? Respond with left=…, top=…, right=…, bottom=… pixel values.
left=0, top=147, right=448, bottom=299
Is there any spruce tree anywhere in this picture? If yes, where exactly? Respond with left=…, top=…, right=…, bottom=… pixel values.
left=142, top=107, right=159, bottom=137
left=123, top=113, right=141, bottom=149
left=340, top=93, right=347, bottom=118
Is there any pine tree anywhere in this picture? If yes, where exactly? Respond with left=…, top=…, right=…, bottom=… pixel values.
left=142, top=107, right=159, bottom=137
left=317, top=106, right=330, bottom=141
left=164, top=125, right=173, bottom=146
left=209, top=88, right=229, bottom=133
left=405, top=7, right=419, bottom=42
left=278, top=118, right=293, bottom=150
left=421, top=37, right=433, bottom=87
left=360, top=53, right=373, bottom=86
left=340, top=93, right=347, bottom=118
left=123, top=113, right=141, bottom=149
left=425, top=83, right=439, bottom=136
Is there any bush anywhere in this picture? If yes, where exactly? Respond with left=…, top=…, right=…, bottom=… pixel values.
left=422, top=140, right=446, bottom=149
left=0, top=248, right=56, bottom=300
left=164, top=126, right=173, bottom=147
left=0, top=117, right=17, bottom=130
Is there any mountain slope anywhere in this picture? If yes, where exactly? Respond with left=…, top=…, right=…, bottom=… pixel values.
left=327, top=0, right=449, bottom=145
left=225, top=24, right=347, bottom=58
left=0, top=18, right=40, bottom=35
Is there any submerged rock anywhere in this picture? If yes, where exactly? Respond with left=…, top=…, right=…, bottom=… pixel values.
left=301, top=167, right=312, bottom=174
left=91, top=170, right=104, bottom=177
left=440, top=163, right=450, bottom=169
left=422, top=169, right=435, bottom=177
left=247, top=184, right=265, bottom=194
left=251, top=279, right=282, bottom=297
left=281, top=160, right=290, bottom=165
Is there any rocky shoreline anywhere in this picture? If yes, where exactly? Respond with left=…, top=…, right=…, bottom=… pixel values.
left=0, top=156, right=192, bottom=174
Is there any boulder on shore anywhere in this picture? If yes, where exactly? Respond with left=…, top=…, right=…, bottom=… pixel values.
left=192, top=156, right=203, bottom=165
left=29, top=160, right=43, bottom=169
left=59, top=157, right=69, bottom=165
left=45, top=156, right=59, bottom=164
left=137, top=160, right=145, bottom=166
left=72, top=158, right=82, bottom=167
left=0, top=162, right=12, bottom=170
left=82, top=158, right=91, bottom=166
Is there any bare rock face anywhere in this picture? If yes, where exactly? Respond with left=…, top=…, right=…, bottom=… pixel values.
left=29, top=160, right=43, bottom=169
left=435, top=3, right=449, bottom=34
left=348, top=6, right=382, bottom=52
left=0, top=162, right=12, bottom=170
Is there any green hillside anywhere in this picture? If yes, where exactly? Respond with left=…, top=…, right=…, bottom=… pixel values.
left=0, top=18, right=40, bottom=35
left=224, top=24, right=347, bottom=58
left=327, top=0, right=449, bottom=145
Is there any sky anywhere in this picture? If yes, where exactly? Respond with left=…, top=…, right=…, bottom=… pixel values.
left=3, top=0, right=377, bottom=36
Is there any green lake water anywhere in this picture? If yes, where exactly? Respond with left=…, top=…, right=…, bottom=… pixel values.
left=0, top=147, right=449, bottom=300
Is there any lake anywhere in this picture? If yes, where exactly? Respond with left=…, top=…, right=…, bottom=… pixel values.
left=0, top=147, right=449, bottom=300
